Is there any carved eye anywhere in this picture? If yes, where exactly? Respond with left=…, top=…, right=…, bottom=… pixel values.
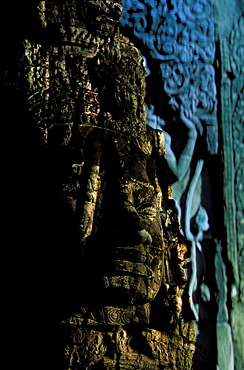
left=135, top=192, right=158, bottom=219
left=121, top=180, right=158, bottom=219
left=136, top=205, right=157, bottom=219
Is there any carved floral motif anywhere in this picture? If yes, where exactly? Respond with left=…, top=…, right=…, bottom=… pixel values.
left=121, top=0, right=218, bottom=154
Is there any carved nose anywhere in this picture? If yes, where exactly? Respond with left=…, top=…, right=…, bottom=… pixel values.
left=122, top=201, right=142, bottom=227
left=122, top=202, right=151, bottom=240
left=137, top=229, right=153, bottom=245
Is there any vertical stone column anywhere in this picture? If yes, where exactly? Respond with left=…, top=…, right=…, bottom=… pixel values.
left=214, top=1, right=244, bottom=369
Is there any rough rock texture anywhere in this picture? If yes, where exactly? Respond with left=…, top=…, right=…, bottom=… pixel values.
left=2, top=1, right=213, bottom=369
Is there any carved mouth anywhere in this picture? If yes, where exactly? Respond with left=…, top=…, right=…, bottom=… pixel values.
left=110, top=259, right=154, bottom=278
left=100, top=245, right=161, bottom=278
left=111, top=245, right=148, bottom=263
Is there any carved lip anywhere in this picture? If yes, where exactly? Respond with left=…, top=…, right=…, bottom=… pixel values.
left=110, top=245, right=162, bottom=264
left=110, top=259, right=155, bottom=278
left=100, top=245, right=161, bottom=278
left=111, top=245, right=148, bottom=264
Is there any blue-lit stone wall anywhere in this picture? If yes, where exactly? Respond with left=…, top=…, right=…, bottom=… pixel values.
left=121, top=1, right=244, bottom=369
left=121, top=0, right=218, bottom=333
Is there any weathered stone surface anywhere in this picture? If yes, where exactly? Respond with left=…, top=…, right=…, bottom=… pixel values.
left=120, top=0, right=220, bottom=360
left=214, top=1, right=244, bottom=369
left=62, top=326, right=205, bottom=370
left=2, top=1, right=213, bottom=369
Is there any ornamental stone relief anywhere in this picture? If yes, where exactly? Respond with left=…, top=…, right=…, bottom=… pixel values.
left=6, top=1, right=244, bottom=369
left=121, top=0, right=218, bottom=326
left=3, top=1, right=206, bottom=368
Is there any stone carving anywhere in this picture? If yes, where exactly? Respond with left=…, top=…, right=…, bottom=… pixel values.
left=215, top=6, right=244, bottom=368
left=3, top=1, right=211, bottom=368
left=229, top=18, right=244, bottom=285
left=121, top=0, right=218, bottom=327
left=121, top=0, right=218, bottom=153
left=63, top=325, right=205, bottom=369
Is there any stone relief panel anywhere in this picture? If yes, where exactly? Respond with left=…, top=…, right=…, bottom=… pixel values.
left=121, top=0, right=218, bottom=152
left=121, top=0, right=218, bottom=328
left=229, top=16, right=244, bottom=290
left=215, top=5, right=244, bottom=368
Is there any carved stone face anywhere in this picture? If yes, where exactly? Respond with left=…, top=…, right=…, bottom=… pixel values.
left=20, top=1, right=166, bottom=309
left=80, top=133, right=165, bottom=306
